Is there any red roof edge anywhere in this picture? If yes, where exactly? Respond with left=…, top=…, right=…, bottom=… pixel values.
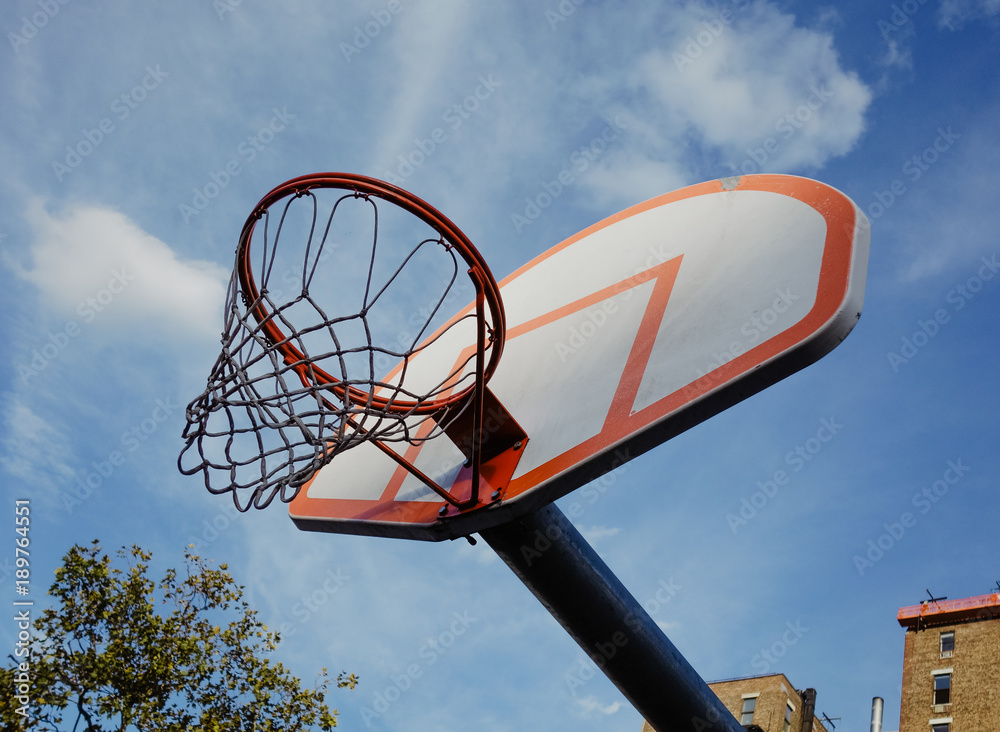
left=897, top=592, right=1000, bottom=628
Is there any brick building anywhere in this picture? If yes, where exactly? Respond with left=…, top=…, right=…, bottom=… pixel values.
left=897, top=592, right=1000, bottom=732
left=640, top=673, right=828, bottom=732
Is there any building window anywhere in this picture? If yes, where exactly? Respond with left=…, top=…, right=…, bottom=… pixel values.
left=931, top=724, right=949, bottom=732
left=783, top=703, right=792, bottom=732
left=740, top=697, right=756, bottom=725
left=933, top=673, right=951, bottom=705
left=940, top=631, right=954, bottom=656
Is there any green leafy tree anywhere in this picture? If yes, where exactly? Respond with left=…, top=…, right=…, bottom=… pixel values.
left=1, top=541, right=357, bottom=730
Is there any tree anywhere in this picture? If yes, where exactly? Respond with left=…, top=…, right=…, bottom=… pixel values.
left=2, top=541, right=357, bottom=730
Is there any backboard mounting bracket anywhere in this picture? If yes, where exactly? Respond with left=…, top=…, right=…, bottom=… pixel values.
left=438, top=387, right=529, bottom=516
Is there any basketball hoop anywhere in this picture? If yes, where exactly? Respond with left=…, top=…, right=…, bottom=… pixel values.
left=176, top=173, right=871, bottom=732
left=179, top=173, right=524, bottom=511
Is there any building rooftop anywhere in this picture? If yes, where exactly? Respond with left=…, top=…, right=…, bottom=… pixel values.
left=897, top=592, right=1000, bottom=629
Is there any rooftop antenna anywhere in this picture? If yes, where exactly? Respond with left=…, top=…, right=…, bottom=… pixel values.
left=924, top=589, right=947, bottom=604
left=821, top=712, right=840, bottom=730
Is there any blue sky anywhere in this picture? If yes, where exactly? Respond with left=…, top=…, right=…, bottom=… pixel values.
left=2, top=1, right=998, bottom=730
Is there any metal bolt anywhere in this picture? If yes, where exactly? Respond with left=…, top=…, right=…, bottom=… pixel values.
left=513, top=441, right=522, bottom=451
left=438, top=505, right=449, bottom=516
left=491, top=490, right=501, bottom=502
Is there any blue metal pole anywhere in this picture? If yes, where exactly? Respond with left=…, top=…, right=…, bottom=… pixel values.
left=480, top=502, right=744, bottom=732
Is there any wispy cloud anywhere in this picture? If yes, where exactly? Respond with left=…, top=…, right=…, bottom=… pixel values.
left=879, top=35, right=915, bottom=73
left=371, top=1, right=477, bottom=169
left=938, top=0, right=1000, bottom=29
left=580, top=525, right=621, bottom=542
left=0, top=397, right=75, bottom=504
left=574, top=694, right=622, bottom=718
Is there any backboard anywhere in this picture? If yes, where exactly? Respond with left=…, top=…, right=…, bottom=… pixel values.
left=290, top=174, right=869, bottom=540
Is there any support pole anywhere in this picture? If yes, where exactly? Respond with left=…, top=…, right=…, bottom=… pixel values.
left=480, top=502, right=744, bottom=732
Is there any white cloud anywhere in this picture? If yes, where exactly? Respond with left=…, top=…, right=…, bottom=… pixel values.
left=574, top=695, right=622, bottom=717
left=15, top=201, right=228, bottom=340
left=574, top=1, right=872, bottom=203
left=938, top=0, right=1000, bottom=29
left=646, top=3, right=870, bottom=167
